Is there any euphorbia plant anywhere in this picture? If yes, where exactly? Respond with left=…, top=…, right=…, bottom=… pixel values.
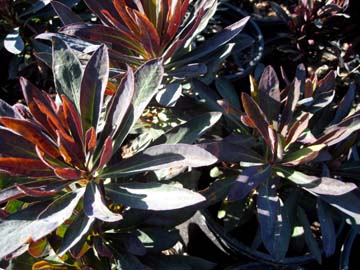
left=0, top=38, right=217, bottom=263
left=195, top=64, right=360, bottom=263
left=38, top=0, right=249, bottom=82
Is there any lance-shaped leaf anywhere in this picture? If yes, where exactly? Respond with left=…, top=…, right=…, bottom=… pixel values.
left=51, top=1, right=83, bottom=25
left=199, top=140, right=264, bottom=164
left=297, top=207, right=322, bottom=263
left=332, top=84, right=355, bottom=124
left=257, top=180, right=289, bottom=259
left=317, top=199, right=336, bottom=257
left=113, top=58, right=164, bottom=151
left=83, top=181, right=122, bottom=222
left=58, top=212, right=94, bottom=256
left=241, top=92, right=277, bottom=155
left=168, top=17, right=250, bottom=67
left=282, top=144, right=326, bottom=166
left=258, top=66, right=281, bottom=123
left=151, top=112, right=222, bottom=145
left=0, top=99, right=22, bottom=118
left=0, top=127, right=38, bottom=158
left=105, top=182, right=206, bottom=210
left=0, top=202, right=49, bottom=260
left=228, top=165, right=272, bottom=202
left=0, top=157, right=53, bottom=177
left=0, top=117, right=59, bottom=158
left=30, top=189, right=85, bottom=241
left=80, top=44, right=109, bottom=132
left=285, top=112, right=311, bottom=147
left=100, top=144, right=217, bottom=178
left=52, top=37, right=83, bottom=111
left=275, top=168, right=360, bottom=220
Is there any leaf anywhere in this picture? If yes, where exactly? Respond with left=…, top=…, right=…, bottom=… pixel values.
left=270, top=1, right=291, bottom=24
left=105, top=182, right=206, bottom=210
left=4, top=28, right=24, bottom=55
left=307, top=90, right=335, bottom=113
left=297, top=207, right=322, bottom=263
left=52, top=37, right=83, bottom=112
left=199, top=140, right=264, bottom=164
left=83, top=181, right=122, bottom=222
left=0, top=157, right=53, bottom=177
left=28, top=238, right=48, bottom=258
left=279, top=64, right=304, bottom=135
left=51, top=1, right=83, bottom=25
left=339, top=228, right=358, bottom=270
left=137, top=228, right=180, bottom=253
left=257, top=180, right=281, bottom=258
left=0, top=127, right=38, bottom=158
left=80, top=44, right=109, bottom=132
left=0, top=202, right=48, bottom=260
left=285, top=112, right=311, bottom=147
left=282, top=144, right=326, bottom=166
left=241, top=93, right=276, bottom=155
left=152, top=112, right=222, bottom=145
left=258, top=66, right=281, bottom=123
left=168, top=16, right=250, bottom=67
left=113, top=59, right=164, bottom=152
left=332, top=84, right=355, bottom=124
left=317, top=199, right=336, bottom=257
left=0, top=99, right=21, bottom=118
left=155, top=83, right=182, bottom=107
left=58, top=211, right=94, bottom=256
left=215, top=78, right=240, bottom=109
left=100, top=144, right=217, bottom=178
left=228, top=165, right=271, bottom=202
left=31, top=189, right=85, bottom=241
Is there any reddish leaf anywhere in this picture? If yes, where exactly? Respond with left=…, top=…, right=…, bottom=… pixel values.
left=241, top=93, right=277, bottom=155
left=54, top=168, right=82, bottom=180
left=83, top=0, right=124, bottom=27
left=97, top=136, right=113, bottom=170
left=285, top=112, right=311, bottom=147
left=0, top=127, right=38, bottom=158
left=0, top=157, right=53, bottom=177
left=28, top=238, right=48, bottom=258
left=0, top=117, right=59, bottom=158
left=62, top=95, right=84, bottom=146
left=15, top=184, right=58, bottom=197
left=85, top=127, right=96, bottom=153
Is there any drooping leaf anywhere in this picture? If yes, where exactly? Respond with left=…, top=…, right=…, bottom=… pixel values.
left=80, top=44, right=109, bottom=132
left=100, top=144, right=217, bottom=178
left=83, top=181, right=122, bottom=222
left=52, top=37, right=83, bottom=111
left=142, top=254, right=216, bottom=270
left=105, top=182, right=206, bottom=210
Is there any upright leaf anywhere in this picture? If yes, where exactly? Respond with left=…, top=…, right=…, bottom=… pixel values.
left=317, top=199, right=336, bottom=257
left=52, top=37, right=83, bottom=111
left=80, top=44, right=109, bottom=132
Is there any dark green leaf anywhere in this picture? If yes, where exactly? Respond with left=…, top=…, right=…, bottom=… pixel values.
left=105, top=182, right=206, bottom=210
left=137, top=228, right=180, bottom=253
